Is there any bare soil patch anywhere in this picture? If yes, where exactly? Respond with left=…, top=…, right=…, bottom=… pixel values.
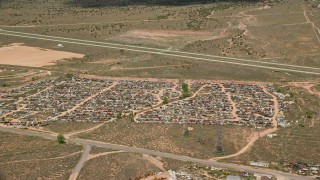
left=77, top=153, right=161, bottom=180
left=108, top=29, right=218, bottom=48
left=290, top=82, right=320, bottom=96
left=0, top=43, right=84, bottom=67
left=123, top=29, right=212, bottom=40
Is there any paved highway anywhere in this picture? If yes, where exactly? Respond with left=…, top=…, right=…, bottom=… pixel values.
left=0, top=29, right=320, bottom=76
left=0, top=126, right=314, bottom=180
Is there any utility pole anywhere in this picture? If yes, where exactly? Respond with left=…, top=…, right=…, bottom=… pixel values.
left=215, top=120, right=223, bottom=154
left=182, top=119, right=189, bottom=137
left=257, top=126, right=261, bottom=138
left=198, top=122, right=204, bottom=145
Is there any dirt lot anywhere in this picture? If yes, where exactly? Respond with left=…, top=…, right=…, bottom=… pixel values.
left=0, top=43, right=84, bottom=67
left=0, top=131, right=82, bottom=179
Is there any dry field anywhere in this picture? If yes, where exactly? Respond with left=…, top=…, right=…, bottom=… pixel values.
left=0, top=0, right=318, bottom=82
left=0, top=66, right=51, bottom=87
left=0, top=131, right=82, bottom=179
left=89, top=146, right=117, bottom=155
left=78, top=153, right=162, bottom=180
left=0, top=43, right=84, bottom=67
left=42, top=121, right=102, bottom=134
left=77, top=117, right=254, bottom=159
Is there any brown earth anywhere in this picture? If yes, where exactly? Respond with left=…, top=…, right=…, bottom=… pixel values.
left=0, top=43, right=84, bottom=67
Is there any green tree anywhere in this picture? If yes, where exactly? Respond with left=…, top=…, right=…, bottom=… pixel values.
left=65, top=73, right=74, bottom=79
left=305, top=109, right=315, bottom=119
left=57, top=134, right=66, bottom=144
left=181, top=83, right=191, bottom=98
left=163, top=97, right=169, bottom=104
left=183, top=129, right=190, bottom=137
left=129, top=111, right=134, bottom=122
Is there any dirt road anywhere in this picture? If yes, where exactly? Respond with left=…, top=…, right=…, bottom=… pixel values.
left=69, top=144, right=91, bottom=180
left=0, top=126, right=311, bottom=180
left=65, top=120, right=112, bottom=138
left=303, top=6, right=320, bottom=44
left=212, top=86, right=279, bottom=160
left=290, top=82, right=320, bottom=96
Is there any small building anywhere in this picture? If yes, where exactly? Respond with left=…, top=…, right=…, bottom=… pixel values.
left=250, top=161, right=270, bottom=167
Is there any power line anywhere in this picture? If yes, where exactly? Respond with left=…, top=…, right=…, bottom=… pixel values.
left=215, top=120, right=223, bottom=154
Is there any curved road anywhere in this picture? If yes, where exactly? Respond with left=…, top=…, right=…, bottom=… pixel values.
left=0, top=126, right=313, bottom=180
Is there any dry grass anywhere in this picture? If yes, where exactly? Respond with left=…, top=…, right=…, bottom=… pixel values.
left=0, top=131, right=82, bottom=179
left=42, top=121, right=102, bottom=134
left=77, top=117, right=254, bottom=159
left=89, top=146, right=116, bottom=155
left=78, top=153, right=161, bottom=180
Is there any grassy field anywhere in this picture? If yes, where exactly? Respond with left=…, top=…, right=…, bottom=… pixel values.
left=77, top=117, right=254, bottom=159
left=224, top=86, right=320, bottom=165
left=0, top=131, right=82, bottom=179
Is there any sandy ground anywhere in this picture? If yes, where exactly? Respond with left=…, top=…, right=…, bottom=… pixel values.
left=0, top=43, right=84, bottom=67
left=121, top=29, right=212, bottom=40
left=142, top=154, right=165, bottom=171
left=111, top=29, right=218, bottom=44
left=290, top=82, right=320, bottom=96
